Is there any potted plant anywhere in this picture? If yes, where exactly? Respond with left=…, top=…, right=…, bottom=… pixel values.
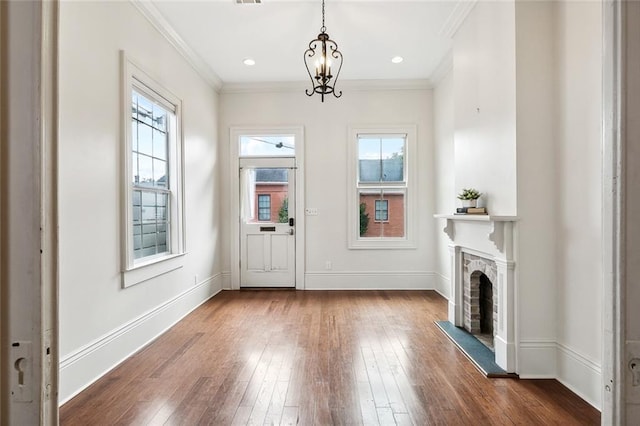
left=457, top=188, right=482, bottom=208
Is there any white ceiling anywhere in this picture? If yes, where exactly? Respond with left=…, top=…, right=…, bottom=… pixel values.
left=146, top=0, right=471, bottom=87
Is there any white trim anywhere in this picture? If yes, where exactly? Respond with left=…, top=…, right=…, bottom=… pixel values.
left=518, top=339, right=557, bottom=378
left=130, top=0, right=222, bottom=91
left=434, top=272, right=451, bottom=300
left=347, top=125, right=418, bottom=250
left=59, top=274, right=223, bottom=405
left=304, top=271, right=434, bottom=290
left=556, top=342, right=603, bottom=410
left=221, top=79, right=433, bottom=95
left=429, top=50, right=453, bottom=87
left=439, top=0, right=478, bottom=39
left=602, top=0, right=624, bottom=423
left=229, top=126, right=305, bottom=290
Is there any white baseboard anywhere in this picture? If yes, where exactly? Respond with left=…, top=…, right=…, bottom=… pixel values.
left=304, top=270, right=435, bottom=290
left=221, top=270, right=231, bottom=290
left=556, top=342, right=602, bottom=410
left=59, top=273, right=223, bottom=405
left=519, top=340, right=602, bottom=410
left=434, top=273, right=450, bottom=299
left=519, top=340, right=557, bottom=378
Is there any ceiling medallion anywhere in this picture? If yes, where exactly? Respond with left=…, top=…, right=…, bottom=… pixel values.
left=303, top=0, right=343, bottom=102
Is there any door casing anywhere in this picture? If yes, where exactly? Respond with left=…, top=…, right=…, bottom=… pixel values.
left=229, top=127, right=305, bottom=290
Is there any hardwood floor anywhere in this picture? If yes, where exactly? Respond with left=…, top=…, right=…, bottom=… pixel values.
left=60, top=290, right=600, bottom=425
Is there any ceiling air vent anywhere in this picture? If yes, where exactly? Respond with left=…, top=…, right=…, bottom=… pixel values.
left=236, top=0, right=262, bottom=4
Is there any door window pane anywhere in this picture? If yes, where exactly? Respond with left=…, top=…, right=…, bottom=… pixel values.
left=240, top=136, right=295, bottom=157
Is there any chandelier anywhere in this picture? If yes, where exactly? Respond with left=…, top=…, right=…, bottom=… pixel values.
left=304, top=0, right=343, bottom=102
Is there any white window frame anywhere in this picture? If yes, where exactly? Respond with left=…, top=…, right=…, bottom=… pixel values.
left=347, top=125, right=417, bottom=249
left=120, top=52, right=185, bottom=288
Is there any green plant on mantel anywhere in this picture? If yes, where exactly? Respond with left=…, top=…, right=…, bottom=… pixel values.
left=457, top=188, right=482, bottom=200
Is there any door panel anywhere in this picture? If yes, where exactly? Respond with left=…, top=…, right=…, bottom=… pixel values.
left=240, top=161, right=295, bottom=287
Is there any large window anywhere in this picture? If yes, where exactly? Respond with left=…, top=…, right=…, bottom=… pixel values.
left=348, top=126, right=417, bottom=249
left=131, top=90, right=170, bottom=259
left=122, top=54, right=184, bottom=287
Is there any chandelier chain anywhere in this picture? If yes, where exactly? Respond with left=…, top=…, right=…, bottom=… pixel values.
left=321, top=0, right=325, bottom=32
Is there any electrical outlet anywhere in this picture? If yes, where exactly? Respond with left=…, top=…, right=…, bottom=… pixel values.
left=325, top=261, right=332, bottom=270
left=194, top=274, right=198, bottom=285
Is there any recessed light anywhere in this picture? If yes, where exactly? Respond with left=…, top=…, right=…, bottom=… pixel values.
left=243, top=58, right=256, bottom=66
left=391, top=56, right=404, bottom=64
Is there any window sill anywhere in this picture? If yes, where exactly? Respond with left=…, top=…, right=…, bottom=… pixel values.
left=121, top=252, right=186, bottom=288
left=349, top=238, right=416, bottom=250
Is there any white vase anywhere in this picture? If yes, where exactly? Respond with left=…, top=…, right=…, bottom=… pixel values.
left=461, top=199, right=477, bottom=208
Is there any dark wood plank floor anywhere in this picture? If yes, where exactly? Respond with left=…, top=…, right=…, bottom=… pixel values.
left=60, top=290, right=600, bottom=425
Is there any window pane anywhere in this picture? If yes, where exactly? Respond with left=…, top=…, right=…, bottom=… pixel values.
left=136, top=94, right=153, bottom=126
left=358, top=137, right=381, bottom=182
left=131, top=121, right=138, bottom=152
left=131, top=93, right=138, bottom=120
left=358, top=136, right=405, bottom=182
left=153, top=158, right=167, bottom=188
left=137, top=154, right=153, bottom=186
left=133, top=225, right=142, bottom=250
left=240, top=135, right=295, bottom=157
left=132, top=153, right=139, bottom=185
left=152, top=104, right=167, bottom=132
left=358, top=189, right=405, bottom=238
left=153, top=129, right=167, bottom=160
left=137, top=123, right=153, bottom=156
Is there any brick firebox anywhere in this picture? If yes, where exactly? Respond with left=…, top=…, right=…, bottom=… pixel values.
left=462, top=252, right=498, bottom=342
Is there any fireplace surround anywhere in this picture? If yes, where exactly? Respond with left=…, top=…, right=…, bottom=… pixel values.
left=434, top=214, right=518, bottom=372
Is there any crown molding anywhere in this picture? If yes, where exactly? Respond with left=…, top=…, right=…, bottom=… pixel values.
left=130, top=0, right=223, bottom=91
left=221, top=79, right=433, bottom=95
left=439, top=0, right=477, bottom=40
left=429, top=50, right=453, bottom=87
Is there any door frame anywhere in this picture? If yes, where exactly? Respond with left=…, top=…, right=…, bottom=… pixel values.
left=229, top=126, right=305, bottom=290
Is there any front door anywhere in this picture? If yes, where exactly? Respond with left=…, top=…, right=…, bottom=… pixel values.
left=240, top=158, right=295, bottom=287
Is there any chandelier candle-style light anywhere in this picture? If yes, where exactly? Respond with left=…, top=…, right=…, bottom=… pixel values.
left=304, top=0, right=343, bottom=102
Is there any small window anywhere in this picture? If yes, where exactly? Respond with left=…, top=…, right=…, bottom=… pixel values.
left=375, top=199, right=389, bottom=222
left=348, top=126, right=416, bottom=249
left=258, top=194, right=271, bottom=221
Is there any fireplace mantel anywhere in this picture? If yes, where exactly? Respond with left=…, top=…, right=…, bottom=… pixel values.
left=434, top=214, right=518, bottom=253
left=434, top=213, right=518, bottom=372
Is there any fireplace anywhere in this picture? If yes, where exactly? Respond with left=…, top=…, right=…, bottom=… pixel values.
left=434, top=214, right=518, bottom=372
left=463, top=253, right=497, bottom=349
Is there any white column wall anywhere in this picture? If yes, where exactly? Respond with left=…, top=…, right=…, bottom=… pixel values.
left=433, top=0, right=603, bottom=409
left=434, top=72, right=455, bottom=299
left=554, top=0, right=603, bottom=408
left=58, top=1, right=222, bottom=403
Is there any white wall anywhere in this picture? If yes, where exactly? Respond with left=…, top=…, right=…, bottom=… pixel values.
left=554, top=0, right=603, bottom=408
left=514, top=0, right=558, bottom=378
left=433, top=71, right=455, bottom=298
left=220, top=86, right=436, bottom=289
left=58, top=1, right=222, bottom=403
left=453, top=1, right=517, bottom=215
